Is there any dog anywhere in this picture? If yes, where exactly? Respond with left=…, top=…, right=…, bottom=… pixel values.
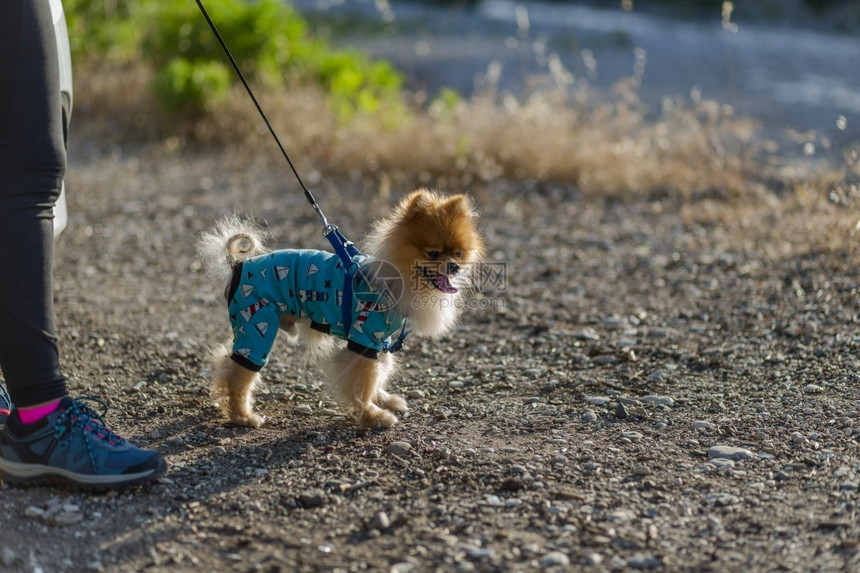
left=198, top=189, right=485, bottom=428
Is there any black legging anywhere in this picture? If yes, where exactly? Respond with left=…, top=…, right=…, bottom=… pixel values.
left=0, top=0, right=69, bottom=407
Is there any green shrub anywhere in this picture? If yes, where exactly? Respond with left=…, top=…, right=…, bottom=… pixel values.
left=64, top=0, right=411, bottom=123
left=153, top=58, right=233, bottom=113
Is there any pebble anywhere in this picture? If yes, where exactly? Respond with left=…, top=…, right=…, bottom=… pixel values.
left=629, top=555, right=662, bottom=570
left=581, top=409, right=598, bottom=423
left=297, top=489, right=325, bottom=508
left=370, top=511, right=391, bottom=531
left=642, top=395, right=674, bottom=406
left=540, top=551, right=570, bottom=568
left=707, top=493, right=740, bottom=506
left=25, top=506, right=46, bottom=518
left=615, top=403, right=629, bottom=419
left=386, top=442, right=413, bottom=457
left=585, top=396, right=610, bottom=406
left=295, top=404, right=313, bottom=415
left=406, top=389, right=425, bottom=399
left=802, top=384, right=824, bottom=394
left=632, top=465, right=651, bottom=476
left=708, top=458, right=736, bottom=470
left=692, top=421, right=713, bottom=430
left=573, top=327, right=600, bottom=341
left=708, top=445, right=755, bottom=461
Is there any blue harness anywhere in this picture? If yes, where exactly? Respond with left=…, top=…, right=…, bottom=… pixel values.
left=323, top=225, right=411, bottom=355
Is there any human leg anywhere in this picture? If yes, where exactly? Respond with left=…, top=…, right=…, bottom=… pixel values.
left=0, top=0, right=166, bottom=488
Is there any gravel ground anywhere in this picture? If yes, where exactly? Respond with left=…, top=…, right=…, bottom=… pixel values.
left=1, top=139, right=858, bottom=573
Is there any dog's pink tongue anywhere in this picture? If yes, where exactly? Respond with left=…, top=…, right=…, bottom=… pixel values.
left=437, top=275, right=458, bottom=294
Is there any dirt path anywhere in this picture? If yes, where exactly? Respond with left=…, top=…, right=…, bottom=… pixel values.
left=1, top=143, right=858, bottom=572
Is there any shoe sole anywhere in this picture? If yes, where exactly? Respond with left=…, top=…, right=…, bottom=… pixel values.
left=0, top=456, right=167, bottom=490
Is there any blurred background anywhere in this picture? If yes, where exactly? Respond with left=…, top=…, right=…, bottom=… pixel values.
left=292, top=0, right=860, bottom=160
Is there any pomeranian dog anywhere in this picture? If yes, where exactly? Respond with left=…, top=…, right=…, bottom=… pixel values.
left=198, top=189, right=484, bottom=428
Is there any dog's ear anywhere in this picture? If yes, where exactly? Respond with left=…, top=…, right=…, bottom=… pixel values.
left=443, top=194, right=476, bottom=218
left=399, top=188, right=436, bottom=217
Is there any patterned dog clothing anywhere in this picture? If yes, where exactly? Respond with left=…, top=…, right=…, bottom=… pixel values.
left=226, top=249, right=406, bottom=371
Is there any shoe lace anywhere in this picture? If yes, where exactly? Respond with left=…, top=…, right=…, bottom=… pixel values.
left=0, top=383, right=11, bottom=415
left=54, top=397, right=126, bottom=467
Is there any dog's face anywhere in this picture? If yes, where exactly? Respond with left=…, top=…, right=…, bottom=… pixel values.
left=380, top=189, right=485, bottom=296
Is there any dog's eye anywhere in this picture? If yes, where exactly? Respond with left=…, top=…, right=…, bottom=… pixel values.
left=454, top=250, right=463, bottom=259
left=426, top=250, right=441, bottom=260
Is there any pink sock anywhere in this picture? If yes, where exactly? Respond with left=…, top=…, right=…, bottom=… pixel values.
left=18, top=399, right=62, bottom=424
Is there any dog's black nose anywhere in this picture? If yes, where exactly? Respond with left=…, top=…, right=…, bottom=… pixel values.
left=447, top=261, right=460, bottom=275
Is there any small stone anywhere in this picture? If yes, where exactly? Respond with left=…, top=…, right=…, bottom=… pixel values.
left=802, top=384, right=824, bottom=394
left=386, top=441, right=413, bottom=457
left=707, top=493, right=740, bottom=506
left=462, top=545, right=494, bottom=559
left=406, top=389, right=425, bottom=399
left=642, top=395, right=674, bottom=406
left=540, top=551, right=570, bottom=568
left=24, top=506, right=46, bottom=518
left=581, top=409, right=598, bottom=423
left=2, top=547, right=16, bottom=567
left=212, top=446, right=227, bottom=455
left=484, top=495, right=503, bottom=506
left=615, top=402, right=629, bottom=419
left=370, top=511, right=391, bottom=531
left=297, top=489, right=325, bottom=508
left=709, top=458, right=736, bottom=470
left=295, top=404, right=313, bottom=415
left=629, top=554, right=662, bottom=570
left=691, top=421, right=713, bottom=430
left=632, top=465, right=651, bottom=476
left=585, top=396, right=610, bottom=406
left=708, top=445, right=755, bottom=461
left=573, top=327, right=600, bottom=341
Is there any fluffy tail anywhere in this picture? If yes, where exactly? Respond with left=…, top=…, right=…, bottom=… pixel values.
left=197, top=215, right=269, bottom=283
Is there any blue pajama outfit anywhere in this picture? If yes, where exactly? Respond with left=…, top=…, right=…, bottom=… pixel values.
left=226, top=249, right=406, bottom=371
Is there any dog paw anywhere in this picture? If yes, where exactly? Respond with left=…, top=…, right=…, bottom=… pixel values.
left=356, top=407, right=398, bottom=428
left=230, top=413, right=265, bottom=428
left=375, top=391, right=408, bottom=413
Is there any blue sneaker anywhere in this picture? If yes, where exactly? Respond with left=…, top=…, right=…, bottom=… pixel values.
left=0, top=396, right=166, bottom=489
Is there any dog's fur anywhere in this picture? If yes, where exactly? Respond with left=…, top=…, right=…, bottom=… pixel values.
left=198, top=189, right=484, bottom=428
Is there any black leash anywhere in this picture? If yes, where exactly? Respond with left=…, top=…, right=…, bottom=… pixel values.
left=194, top=0, right=330, bottom=229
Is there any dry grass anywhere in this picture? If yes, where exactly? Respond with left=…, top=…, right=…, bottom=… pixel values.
left=73, top=62, right=858, bottom=255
